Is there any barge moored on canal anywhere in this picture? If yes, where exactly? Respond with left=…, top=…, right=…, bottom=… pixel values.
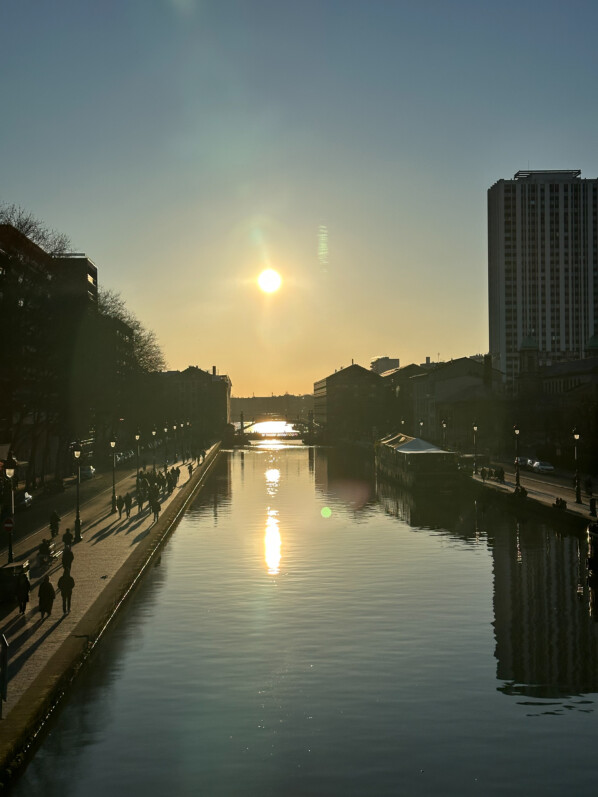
left=375, top=433, right=460, bottom=491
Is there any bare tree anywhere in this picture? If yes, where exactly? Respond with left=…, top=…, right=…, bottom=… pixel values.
left=98, top=288, right=166, bottom=373
left=0, top=202, right=72, bottom=254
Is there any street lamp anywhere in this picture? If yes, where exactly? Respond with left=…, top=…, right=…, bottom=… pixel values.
left=442, top=419, right=447, bottom=450
left=514, top=424, right=520, bottom=489
left=135, top=431, right=140, bottom=482
left=152, top=428, right=157, bottom=472
left=73, top=442, right=82, bottom=542
left=110, top=436, right=117, bottom=513
left=163, top=425, right=168, bottom=474
left=4, top=453, right=16, bottom=564
left=173, top=424, right=177, bottom=462
left=573, top=428, right=582, bottom=504
left=419, top=420, right=424, bottom=437
left=473, top=422, right=478, bottom=475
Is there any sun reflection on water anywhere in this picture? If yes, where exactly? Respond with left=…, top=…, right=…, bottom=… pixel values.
left=264, top=509, right=281, bottom=574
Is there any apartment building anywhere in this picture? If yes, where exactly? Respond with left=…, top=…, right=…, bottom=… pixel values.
left=488, top=170, right=598, bottom=388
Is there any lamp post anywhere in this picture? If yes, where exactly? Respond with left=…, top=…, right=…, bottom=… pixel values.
left=73, top=442, right=82, bottom=542
left=419, top=419, right=424, bottom=437
left=187, top=421, right=191, bottom=460
left=473, top=422, right=478, bottom=475
left=110, top=437, right=117, bottom=513
left=135, top=431, right=140, bottom=482
left=163, top=425, right=168, bottom=474
left=4, top=453, right=16, bottom=564
left=152, top=428, right=157, bottom=472
left=173, top=424, right=178, bottom=462
left=573, top=428, right=582, bottom=504
left=442, top=419, right=447, bottom=450
left=401, top=419, right=405, bottom=435
left=514, top=424, right=520, bottom=489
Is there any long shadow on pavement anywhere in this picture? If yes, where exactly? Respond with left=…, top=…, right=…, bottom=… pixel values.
left=81, top=508, right=115, bottom=534
left=8, top=614, right=66, bottom=681
left=90, top=518, right=122, bottom=545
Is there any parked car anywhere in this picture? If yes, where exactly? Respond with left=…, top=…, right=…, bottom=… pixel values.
left=14, top=490, right=33, bottom=510
left=80, top=464, right=96, bottom=480
left=532, top=460, right=555, bottom=474
left=514, top=456, right=528, bottom=468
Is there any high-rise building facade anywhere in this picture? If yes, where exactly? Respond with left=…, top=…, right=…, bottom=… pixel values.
left=488, top=170, right=598, bottom=387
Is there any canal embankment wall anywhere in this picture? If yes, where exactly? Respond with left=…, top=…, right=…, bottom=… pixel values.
left=0, top=443, right=222, bottom=788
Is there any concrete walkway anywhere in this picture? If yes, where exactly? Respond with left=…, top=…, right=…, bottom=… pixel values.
left=0, top=444, right=221, bottom=785
left=472, top=465, right=595, bottom=528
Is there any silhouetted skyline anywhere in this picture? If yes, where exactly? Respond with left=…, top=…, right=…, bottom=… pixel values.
left=2, top=0, right=598, bottom=394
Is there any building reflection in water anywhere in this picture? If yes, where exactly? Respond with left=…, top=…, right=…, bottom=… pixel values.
left=314, top=446, right=375, bottom=512
left=187, top=454, right=232, bottom=525
left=491, top=518, right=598, bottom=698
left=376, top=473, right=598, bottom=698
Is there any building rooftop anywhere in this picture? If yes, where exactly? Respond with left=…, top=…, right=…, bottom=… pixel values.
left=513, top=170, right=581, bottom=181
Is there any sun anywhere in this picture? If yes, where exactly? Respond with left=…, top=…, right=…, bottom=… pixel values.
left=258, top=268, right=282, bottom=293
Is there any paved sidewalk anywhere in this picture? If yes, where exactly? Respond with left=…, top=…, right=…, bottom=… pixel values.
left=0, top=445, right=220, bottom=784
left=473, top=467, right=595, bottom=527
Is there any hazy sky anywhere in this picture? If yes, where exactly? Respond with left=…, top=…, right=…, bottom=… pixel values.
left=2, top=0, right=598, bottom=395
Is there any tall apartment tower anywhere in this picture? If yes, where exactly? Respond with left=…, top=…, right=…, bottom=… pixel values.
left=488, top=170, right=598, bottom=387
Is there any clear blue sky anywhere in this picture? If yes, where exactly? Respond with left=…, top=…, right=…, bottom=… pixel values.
left=2, top=0, right=597, bottom=394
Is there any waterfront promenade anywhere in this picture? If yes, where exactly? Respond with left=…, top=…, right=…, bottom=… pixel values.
left=0, top=444, right=221, bottom=786
left=473, top=463, right=595, bottom=528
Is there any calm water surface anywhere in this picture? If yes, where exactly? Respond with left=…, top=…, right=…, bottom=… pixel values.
left=13, top=444, right=598, bottom=796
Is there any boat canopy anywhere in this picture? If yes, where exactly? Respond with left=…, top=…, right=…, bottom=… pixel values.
left=380, top=434, right=447, bottom=454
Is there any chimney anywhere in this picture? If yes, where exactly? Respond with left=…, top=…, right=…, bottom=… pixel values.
left=212, top=366, right=216, bottom=376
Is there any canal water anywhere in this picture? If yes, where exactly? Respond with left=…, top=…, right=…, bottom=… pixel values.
left=12, top=443, right=598, bottom=796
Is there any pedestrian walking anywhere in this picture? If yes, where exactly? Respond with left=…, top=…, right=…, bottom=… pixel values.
left=62, top=527, right=74, bottom=547
left=187, top=462, right=193, bottom=478
left=57, top=571, right=75, bottom=614
left=62, top=546, right=74, bottom=572
left=124, top=492, right=132, bottom=519
left=16, top=572, right=31, bottom=614
left=49, top=510, right=61, bottom=538
left=152, top=499, right=161, bottom=522
left=38, top=575, right=56, bottom=619
left=137, top=487, right=145, bottom=514
left=116, top=494, right=124, bottom=519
